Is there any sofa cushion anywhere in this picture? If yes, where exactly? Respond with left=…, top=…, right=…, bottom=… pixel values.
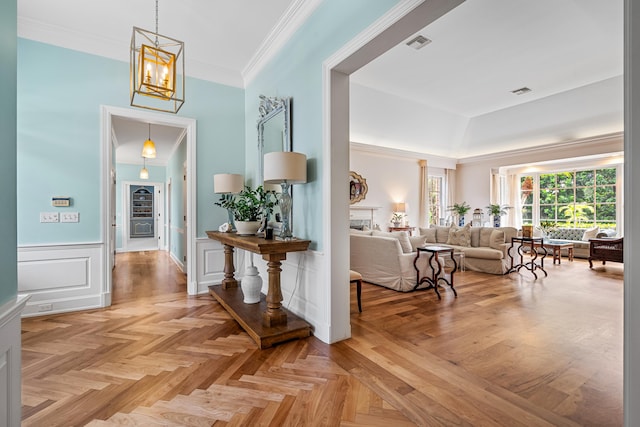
left=372, top=230, right=412, bottom=253
left=582, top=226, right=600, bottom=241
left=434, top=225, right=452, bottom=243
left=489, top=230, right=505, bottom=250
left=409, top=235, right=427, bottom=252
left=447, top=224, right=471, bottom=247
left=350, top=228, right=372, bottom=236
left=479, top=228, right=493, bottom=247
left=461, top=246, right=505, bottom=260
left=419, top=227, right=437, bottom=243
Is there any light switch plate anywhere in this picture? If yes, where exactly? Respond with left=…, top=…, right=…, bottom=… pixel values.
left=40, top=212, right=59, bottom=223
left=61, top=212, right=79, bottom=223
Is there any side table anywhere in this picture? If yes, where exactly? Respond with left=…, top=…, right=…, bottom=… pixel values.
left=413, top=245, right=458, bottom=299
left=507, top=237, right=548, bottom=279
left=389, top=226, right=415, bottom=235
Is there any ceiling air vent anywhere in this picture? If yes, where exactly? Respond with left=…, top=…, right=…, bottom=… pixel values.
left=406, top=35, right=432, bottom=50
left=511, top=87, right=532, bottom=95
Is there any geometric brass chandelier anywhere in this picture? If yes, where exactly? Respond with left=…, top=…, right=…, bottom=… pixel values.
left=130, top=0, right=185, bottom=113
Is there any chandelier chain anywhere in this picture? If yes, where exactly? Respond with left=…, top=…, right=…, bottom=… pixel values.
left=154, top=0, right=159, bottom=46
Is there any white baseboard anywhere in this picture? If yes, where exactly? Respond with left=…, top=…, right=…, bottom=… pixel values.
left=18, top=243, right=105, bottom=317
left=0, top=295, right=29, bottom=427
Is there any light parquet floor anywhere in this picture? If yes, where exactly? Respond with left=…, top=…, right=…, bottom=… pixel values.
left=21, top=251, right=623, bottom=426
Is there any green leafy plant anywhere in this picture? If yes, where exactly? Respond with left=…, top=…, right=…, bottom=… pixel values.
left=391, top=212, right=404, bottom=223
left=538, top=220, right=557, bottom=234
left=486, top=204, right=511, bottom=217
left=215, top=185, right=276, bottom=222
left=448, top=202, right=471, bottom=217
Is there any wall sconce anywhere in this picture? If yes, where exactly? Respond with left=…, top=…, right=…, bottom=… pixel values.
left=214, top=173, right=244, bottom=231
left=130, top=0, right=184, bottom=113
left=263, top=152, right=307, bottom=240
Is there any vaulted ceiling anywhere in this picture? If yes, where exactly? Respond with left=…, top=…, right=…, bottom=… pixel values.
left=17, top=0, right=624, bottom=162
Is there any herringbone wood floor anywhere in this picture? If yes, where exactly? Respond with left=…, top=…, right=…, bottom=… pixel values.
left=21, top=251, right=623, bottom=426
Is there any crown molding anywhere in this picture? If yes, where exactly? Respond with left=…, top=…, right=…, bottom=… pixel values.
left=242, top=0, right=322, bottom=85
left=350, top=141, right=457, bottom=169
left=456, top=131, right=624, bottom=165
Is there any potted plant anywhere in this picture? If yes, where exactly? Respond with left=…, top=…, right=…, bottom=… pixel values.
left=486, top=204, right=511, bottom=227
left=391, top=212, right=404, bottom=227
left=448, top=202, right=471, bottom=226
left=215, top=185, right=276, bottom=235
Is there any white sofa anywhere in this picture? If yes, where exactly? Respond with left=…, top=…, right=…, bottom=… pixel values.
left=350, top=230, right=445, bottom=292
left=419, top=225, right=519, bottom=275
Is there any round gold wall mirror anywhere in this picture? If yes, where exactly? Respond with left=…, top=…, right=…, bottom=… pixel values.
left=349, top=171, right=368, bottom=204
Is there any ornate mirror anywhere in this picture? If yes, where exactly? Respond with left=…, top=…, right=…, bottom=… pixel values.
left=257, top=95, right=291, bottom=183
left=350, top=171, right=368, bottom=204
left=257, top=95, right=291, bottom=232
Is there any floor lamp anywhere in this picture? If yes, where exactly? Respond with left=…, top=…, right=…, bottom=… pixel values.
left=213, top=173, right=243, bottom=231
left=263, top=151, right=307, bottom=240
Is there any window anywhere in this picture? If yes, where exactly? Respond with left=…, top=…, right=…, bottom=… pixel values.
left=519, top=167, right=618, bottom=229
left=428, top=176, right=444, bottom=225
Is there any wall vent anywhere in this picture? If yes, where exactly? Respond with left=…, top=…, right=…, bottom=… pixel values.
left=511, top=87, right=532, bottom=95
left=406, top=35, right=432, bottom=50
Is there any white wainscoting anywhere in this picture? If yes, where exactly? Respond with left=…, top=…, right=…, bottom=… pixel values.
left=18, top=244, right=105, bottom=317
left=195, top=237, right=244, bottom=295
left=0, top=295, right=29, bottom=427
left=254, top=250, right=328, bottom=343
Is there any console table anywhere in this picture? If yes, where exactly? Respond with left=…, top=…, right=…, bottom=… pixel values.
left=206, top=231, right=311, bottom=349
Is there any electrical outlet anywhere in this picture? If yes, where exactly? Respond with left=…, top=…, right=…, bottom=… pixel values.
left=40, top=212, right=59, bottom=223
left=61, top=212, right=79, bottom=223
left=38, top=303, right=53, bottom=312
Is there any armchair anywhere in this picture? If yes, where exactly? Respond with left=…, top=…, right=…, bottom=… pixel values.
left=588, top=237, right=623, bottom=268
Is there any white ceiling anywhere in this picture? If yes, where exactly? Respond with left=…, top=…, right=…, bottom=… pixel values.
left=17, top=0, right=624, bottom=161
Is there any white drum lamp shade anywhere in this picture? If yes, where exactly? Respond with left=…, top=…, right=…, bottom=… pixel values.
left=263, top=151, right=307, bottom=239
left=214, top=173, right=244, bottom=194
left=263, top=152, right=307, bottom=184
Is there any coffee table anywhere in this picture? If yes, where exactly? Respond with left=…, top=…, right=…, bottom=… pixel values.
left=534, top=239, right=574, bottom=264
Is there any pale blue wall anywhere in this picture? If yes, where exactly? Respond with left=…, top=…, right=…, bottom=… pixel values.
left=17, top=39, right=245, bottom=246
left=245, top=0, right=398, bottom=251
left=0, top=0, right=17, bottom=305
left=167, top=139, right=186, bottom=262
left=115, top=163, right=166, bottom=249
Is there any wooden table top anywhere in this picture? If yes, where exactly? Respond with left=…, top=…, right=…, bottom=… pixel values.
left=206, top=231, right=311, bottom=255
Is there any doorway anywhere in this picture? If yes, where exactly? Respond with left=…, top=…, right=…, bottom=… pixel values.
left=121, top=181, right=163, bottom=252
left=101, top=106, right=197, bottom=303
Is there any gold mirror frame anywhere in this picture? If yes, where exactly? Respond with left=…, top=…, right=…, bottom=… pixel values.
left=349, top=171, right=368, bottom=204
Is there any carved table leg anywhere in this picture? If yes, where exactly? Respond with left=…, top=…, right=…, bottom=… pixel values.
left=262, top=253, right=288, bottom=327
left=221, top=243, right=238, bottom=289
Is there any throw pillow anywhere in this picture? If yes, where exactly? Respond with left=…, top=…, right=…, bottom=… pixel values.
left=446, top=224, right=471, bottom=247
left=435, top=225, right=452, bottom=243
left=582, top=226, right=600, bottom=241
left=409, top=235, right=427, bottom=252
left=419, top=227, right=437, bottom=243
left=470, top=227, right=481, bottom=247
left=372, top=230, right=413, bottom=253
left=489, top=230, right=505, bottom=250
left=479, top=228, right=493, bottom=247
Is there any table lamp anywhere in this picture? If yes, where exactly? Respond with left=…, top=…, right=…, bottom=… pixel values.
left=263, top=151, right=307, bottom=240
left=214, top=173, right=244, bottom=231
